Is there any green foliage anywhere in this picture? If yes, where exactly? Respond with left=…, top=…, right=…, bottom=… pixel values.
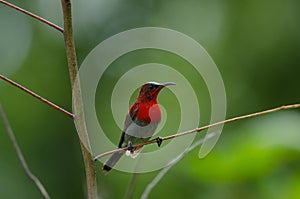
left=0, top=0, right=300, bottom=198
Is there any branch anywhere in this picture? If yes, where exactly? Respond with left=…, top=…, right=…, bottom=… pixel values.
left=125, top=173, right=139, bottom=199
left=61, top=0, right=78, bottom=87
left=140, top=103, right=300, bottom=198
left=140, top=132, right=217, bottom=199
left=61, top=0, right=97, bottom=198
left=94, top=103, right=300, bottom=161
left=0, top=0, right=63, bottom=33
left=0, top=74, right=74, bottom=118
left=0, top=104, right=50, bottom=199
left=124, top=157, right=143, bottom=199
left=2, top=0, right=97, bottom=197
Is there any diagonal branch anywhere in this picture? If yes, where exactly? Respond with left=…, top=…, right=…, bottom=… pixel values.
left=140, top=132, right=216, bottom=199
left=0, top=74, right=74, bottom=118
left=125, top=173, right=139, bottom=199
left=0, top=104, right=50, bottom=199
left=0, top=0, right=63, bottom=33
left=93, top=103, right=300, bottom=161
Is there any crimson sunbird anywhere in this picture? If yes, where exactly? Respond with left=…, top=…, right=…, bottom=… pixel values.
left=102, top=81, right=175, bottom=173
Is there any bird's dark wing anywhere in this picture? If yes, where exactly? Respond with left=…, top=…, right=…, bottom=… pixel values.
left=118, top=102, right=139, bottom=148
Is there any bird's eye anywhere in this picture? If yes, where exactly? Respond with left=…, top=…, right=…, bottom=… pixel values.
left=148, top=84, right=155, bottom=90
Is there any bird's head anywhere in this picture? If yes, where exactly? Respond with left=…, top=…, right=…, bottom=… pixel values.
left=137, top=82, right=175, bottom=102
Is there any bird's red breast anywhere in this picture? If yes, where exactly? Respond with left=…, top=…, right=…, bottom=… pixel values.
left=129, top=100, right=161, bottom=125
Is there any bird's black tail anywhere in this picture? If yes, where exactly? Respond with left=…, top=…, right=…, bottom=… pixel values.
left=102, top=150, right=125, bottom=174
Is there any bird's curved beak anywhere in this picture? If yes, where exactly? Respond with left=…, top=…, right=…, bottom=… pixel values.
left=161, top=82, right=176, bottom=87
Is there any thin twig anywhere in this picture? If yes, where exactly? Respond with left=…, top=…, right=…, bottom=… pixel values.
left=124, top=157, right=143, bottom=199
left=140, top=132, right=217, bottom=199
left=0, top=104, right=50, bottom=199
left=0, top=0, right=63, bottom=33
left=124, top=173, right=139, bottom=199
left=94, top=103, right=300, bottom=161
left=0, top=74, right=74, bottom=118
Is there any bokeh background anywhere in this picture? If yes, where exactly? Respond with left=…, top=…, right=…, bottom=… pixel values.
left=1, top=0, right=300, bottom=198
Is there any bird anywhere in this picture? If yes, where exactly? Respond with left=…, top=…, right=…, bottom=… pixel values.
left=102, top=81, right=175, bottom=174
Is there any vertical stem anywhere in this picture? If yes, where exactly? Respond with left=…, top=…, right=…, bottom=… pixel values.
left=61, top=0, right=97, bottom=198
left=61, top=0, right=78, bottom=86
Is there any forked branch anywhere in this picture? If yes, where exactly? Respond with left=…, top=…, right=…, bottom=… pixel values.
left=61, top=0, right=97, bottom=198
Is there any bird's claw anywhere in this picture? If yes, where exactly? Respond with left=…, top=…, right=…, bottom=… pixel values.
left=156, top=137, right=163, bottom=147
left=128, top=141, right=134, bottom=153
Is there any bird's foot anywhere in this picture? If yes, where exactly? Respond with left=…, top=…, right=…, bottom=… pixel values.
left=128, top=141, right=134, bottom=153
left=155, top=137, right=163, bottom=147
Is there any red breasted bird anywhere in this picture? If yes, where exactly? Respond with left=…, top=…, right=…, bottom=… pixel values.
left=102, top=82, right=175, bottom=173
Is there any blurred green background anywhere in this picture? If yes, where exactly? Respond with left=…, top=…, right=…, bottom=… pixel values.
left=1, top=0, right=300, bottom=198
